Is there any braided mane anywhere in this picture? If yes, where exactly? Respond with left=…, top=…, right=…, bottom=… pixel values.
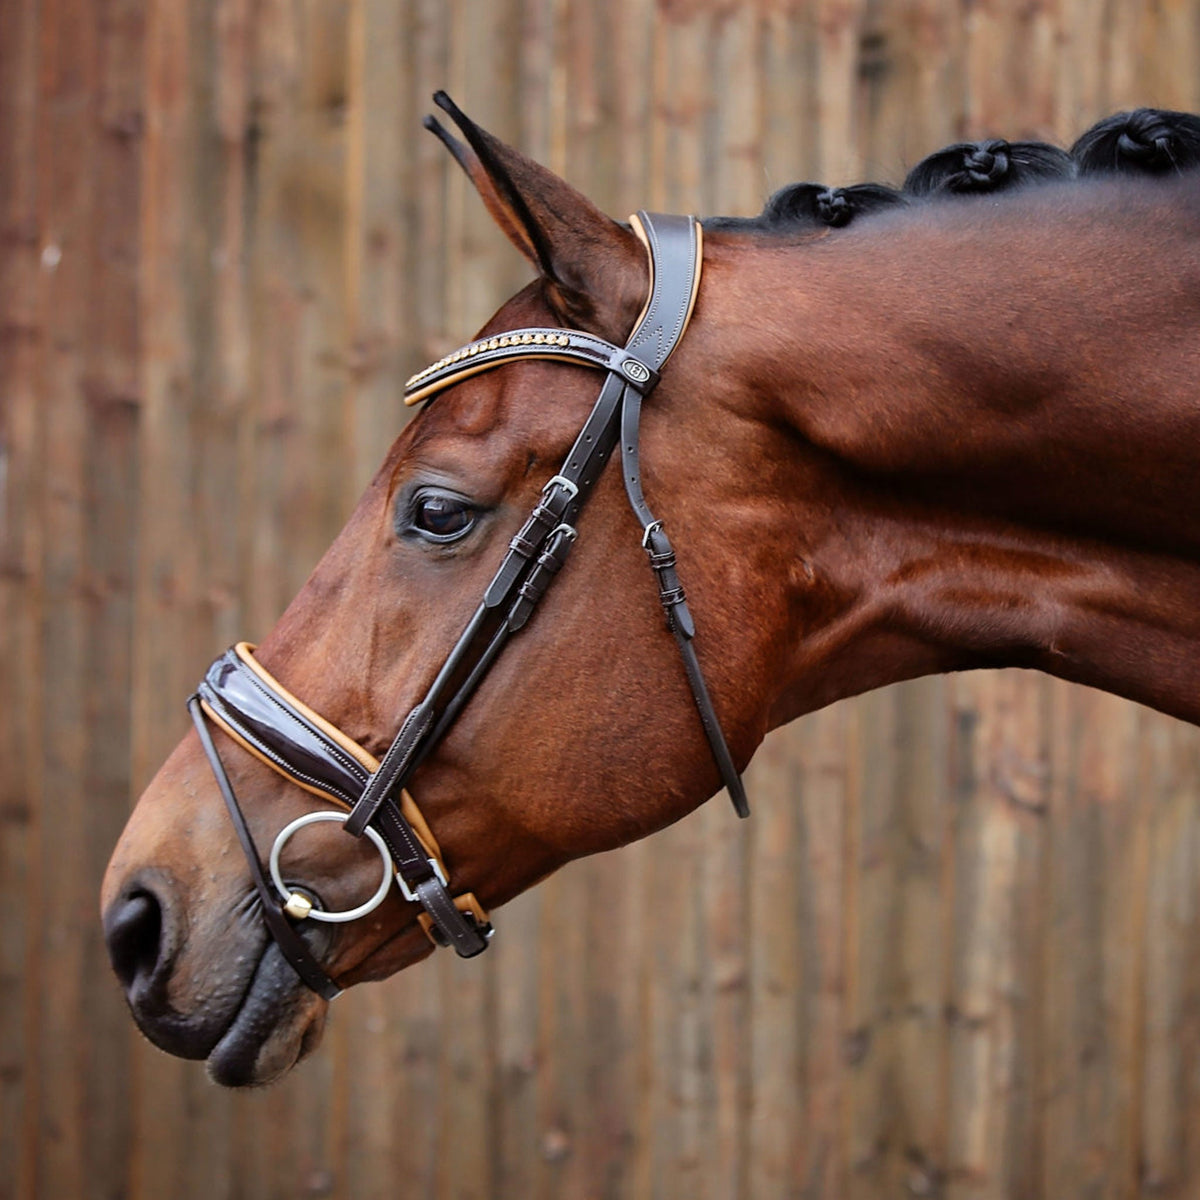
left=705, top=107, right=1200, bottom=236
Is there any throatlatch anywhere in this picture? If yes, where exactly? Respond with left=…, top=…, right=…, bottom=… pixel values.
left=188, top=211, right=749, bottom=1001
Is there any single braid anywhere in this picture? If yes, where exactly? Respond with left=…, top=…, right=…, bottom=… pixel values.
left=905, top=138, right=1072, bottom=197
left=760, top=182, right=904, bottom=229
left=1072, top=108, right=1200, bottom=175
left=961, top=139, right=1011, bottom=188
left=816, top=188, right=852, bottom=227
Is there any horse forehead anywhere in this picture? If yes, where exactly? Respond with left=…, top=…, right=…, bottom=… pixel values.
left=407, top=358, right=601, bottom=460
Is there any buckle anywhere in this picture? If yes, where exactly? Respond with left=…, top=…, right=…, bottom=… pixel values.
left=397, top=856, right=448, bottom=902
left=542, top=474, right=579, bottom=501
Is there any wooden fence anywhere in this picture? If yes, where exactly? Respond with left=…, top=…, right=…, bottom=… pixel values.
left=4, top=1, right=1200, bottom=1197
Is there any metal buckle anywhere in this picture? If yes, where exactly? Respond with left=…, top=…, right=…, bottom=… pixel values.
left=397, top=855, right=449, bottom=902
left=641, top=519, right=663, bottom=549
left=543, top=474, right=579, bottom=501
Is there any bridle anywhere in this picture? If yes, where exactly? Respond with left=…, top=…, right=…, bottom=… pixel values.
left=188, top=212, right=748, bottom=1001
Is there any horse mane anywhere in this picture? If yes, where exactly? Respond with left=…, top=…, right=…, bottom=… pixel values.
left=704, top=107, right=1200, bottom=236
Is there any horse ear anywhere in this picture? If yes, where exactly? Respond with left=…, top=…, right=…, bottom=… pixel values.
left=425, top=92, right=647, bottom=342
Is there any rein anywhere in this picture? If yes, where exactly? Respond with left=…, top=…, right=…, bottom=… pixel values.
left=188, top=212, right=748, bottom=1000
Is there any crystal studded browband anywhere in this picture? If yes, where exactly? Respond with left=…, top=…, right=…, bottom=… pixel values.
left=403, top=327, right=661, bottom=406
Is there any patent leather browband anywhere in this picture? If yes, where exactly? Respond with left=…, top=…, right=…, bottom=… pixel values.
left=188, top=211, right=748, bottom=1001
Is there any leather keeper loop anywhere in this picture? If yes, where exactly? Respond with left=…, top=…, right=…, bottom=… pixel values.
left=508, top=532, right=538, bottom=558
left=417, top=893, right=491, bottom=949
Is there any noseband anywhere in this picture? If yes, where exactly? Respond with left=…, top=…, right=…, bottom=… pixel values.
left=189, top=212, right=748, bottom=1000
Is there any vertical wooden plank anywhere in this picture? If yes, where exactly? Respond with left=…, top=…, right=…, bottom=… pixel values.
left=1137, top=713, right=1200, bottom=1200
left=81, top=2, right=144, bottom=1194
left=636, top=9, right=710, bottom=1198
left=892, top=677, right=954, bottom=1198
left=908, top=0, right=967, bottom=151
left=1108, top=0, right=1200, bottom=115
left=945, top=671, right=1048, bottom=1200
left=0, top=2, right=45, bottom=1197
left=815, top=0, right=869, bottom=183
left=841, top=12, right=940, bottom=1193
left=761, top=0, right=819, bottom=189
left=1040, top=684, right=1144, bottom=1200
left=842, top=689, right=899, bottom=1200
left=554, top=10, right=658, bottom=1199
left=744, top=22, right=823, bottom=1199
left=351, top=9, right=453, bottom=1200
left=529, top=865, right=588, bottom=1200
left=343, top=0, right=412, bottom=499
left=801, top=706, right=853, bottom=1200
left=1054, top=0, right=1111, bottom=138
left=252, top=1, right=354, bottom=1192
left=855, top=0, right=918, bottom=181
left=444, top=0, right=527, bottom=337
left=746, top=732, right=804, bottom=1199
left=30, top=2, right=102, bottom=1195
left=131, top=0, right=232, bottom=1193
left=962, top=0, right=1017, bottom=139
left=490, top=886, right=544, bottom=1200
left=337, top=8, right=417, bottom=1194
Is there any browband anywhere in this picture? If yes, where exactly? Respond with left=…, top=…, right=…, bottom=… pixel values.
left=402, top=212, right=694, bottom=405
left=404, top=328, right=660, bottom=406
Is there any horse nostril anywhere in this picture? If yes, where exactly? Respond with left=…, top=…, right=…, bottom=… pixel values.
left=104, top=889, right=165, bottom=993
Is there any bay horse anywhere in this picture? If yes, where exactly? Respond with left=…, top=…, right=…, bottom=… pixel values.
left=102, top=98, right=1200, bottom=1086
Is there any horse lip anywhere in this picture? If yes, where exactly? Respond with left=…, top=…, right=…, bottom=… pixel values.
left=113, top=877, right=330, bottom=1072
left=205, top=939, right=327, bottom=1087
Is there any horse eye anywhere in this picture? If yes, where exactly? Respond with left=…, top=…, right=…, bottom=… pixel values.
left=411, top=491, right=476, bottom=542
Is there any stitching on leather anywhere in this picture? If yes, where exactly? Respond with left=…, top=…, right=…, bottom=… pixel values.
left=229, top=662, right=368, bottom=782
left=205, top=693, right=361, bottom=806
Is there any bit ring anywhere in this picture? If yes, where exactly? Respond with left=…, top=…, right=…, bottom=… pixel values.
left=269, top=811, right=394, bottom=923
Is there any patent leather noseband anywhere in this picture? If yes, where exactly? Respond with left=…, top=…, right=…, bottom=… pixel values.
left=189, top=211, right=749, bottom=1000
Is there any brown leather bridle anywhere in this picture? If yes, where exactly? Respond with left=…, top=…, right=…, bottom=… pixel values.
left=188, top=211, right=748, bottom=1000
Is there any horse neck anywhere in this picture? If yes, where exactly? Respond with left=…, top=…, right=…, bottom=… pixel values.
left=707, top=180, right=1200, bottom=728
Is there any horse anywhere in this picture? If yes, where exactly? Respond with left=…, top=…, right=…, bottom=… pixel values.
left=102, top=96, right=1200, bottom=1087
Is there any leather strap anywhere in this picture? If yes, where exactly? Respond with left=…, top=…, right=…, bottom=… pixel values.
left=188, top=697, right=342, bottom=1001
left=620, top=382, right=750, bottom=818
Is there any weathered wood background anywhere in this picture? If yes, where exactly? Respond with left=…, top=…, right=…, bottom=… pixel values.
left=5, top=1, right=1200, bottom=1197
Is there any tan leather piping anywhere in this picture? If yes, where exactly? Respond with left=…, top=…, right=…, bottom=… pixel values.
left=404, top=353, right=594, bottom=407
left=629, top=212, right=703, bottom=361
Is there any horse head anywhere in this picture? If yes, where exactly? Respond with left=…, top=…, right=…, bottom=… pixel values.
left=100, top=96, right=817, bottom=1086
